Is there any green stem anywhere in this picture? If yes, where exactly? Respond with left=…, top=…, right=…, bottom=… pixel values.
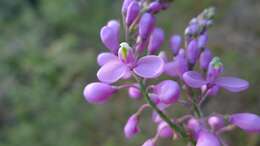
left=138, top=80, right=196, bottom=145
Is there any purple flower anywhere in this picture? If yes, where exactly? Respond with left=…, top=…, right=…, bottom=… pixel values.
left=128, top=86, right=141, bottom=100
left=187, top=118, right=204, bottom=140
left=164, top=49, right=188, bottom=78
left=187, top=39, right=200, bottom=64
left=153, top=80, right=180, bottom=104
left=229, top=113, right=260, bottom=133
left=183, top=57, right=249, bottom=92
left=139, top=13, right=155, bottom=40
left=196, top=130, right=221, bottom=146
left=142, top=139, right=156, bottom=146
left=83, top=82, right=117, bottom=104
left=157, top=121, right=173, bottom=138
left=97, top=42, right=164, bottom=83
left=198, top=34, right=208, bottom=49
left=100, top=20, right=120, bottom=54
left=199, top=48, right=212, bottom=70
left=148, top=1, right=162, bottom=14
left=148, top=28, right=164, bottom=54
left=208, top=115, right=225, bottom=131
left=124, top=114, right=140, bottom=139
left=126, top=1, right=140, bottom=26
left=169, top=35, right=182, bottom=55
left=122, top=0, right=133, bottom=15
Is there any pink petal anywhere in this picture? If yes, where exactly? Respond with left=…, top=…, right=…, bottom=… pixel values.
left=97, top=52, right=118, bottom=66
left=133, top=55, right=164, bottom=78
left=97, top=60, right=128, bottom=83
left=183, top=71, right=207, bottom=88
left=215, top=76, right=249, bottom=92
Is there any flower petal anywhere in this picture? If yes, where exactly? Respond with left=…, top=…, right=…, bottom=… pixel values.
left=97, top=52, right=118, bottom=66
left=97, top=60, right=128, bottom=83
left=183, top=71, right=207, bottom=88
left=133, top=55, right=164, bottom=78
left=215, top=76, right=249, bottom=92
left=196, top=130, right=221, bottom=146
left=229, top=113, right=260, bottom=133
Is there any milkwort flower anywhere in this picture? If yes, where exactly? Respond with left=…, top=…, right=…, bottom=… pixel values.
left=83, top=1, right=260, bottom=146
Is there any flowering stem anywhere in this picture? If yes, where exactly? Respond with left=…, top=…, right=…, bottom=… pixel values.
left=138, top=79, right=196, bottom=145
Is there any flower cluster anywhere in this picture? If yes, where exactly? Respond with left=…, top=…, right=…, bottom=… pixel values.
left=83, top=0, right=260, bottom=146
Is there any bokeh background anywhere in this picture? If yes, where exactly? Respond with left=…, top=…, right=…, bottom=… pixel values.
left=0, top=0, right=260, bottom=146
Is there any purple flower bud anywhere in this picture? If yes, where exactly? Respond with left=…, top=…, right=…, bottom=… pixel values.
left=154, top=80, right=180, bottom=104
left=142, top=139, right=156, bottom=146
left=83, top=82, right=117, bottom=104
left=208, top=115, right=225, bottom=131
left=139, top=13, right=155, bottom=40
left=124, top=114, right=140, bottom=139
left=118, top=42, right=136, bottom=65
left=135, top=36, right=148, bottom=53
left=187, top=118, right=203, bottom=140
left=199, top=48, right=212, bottom=70
left=229, top=113, right=260, bottom=133
left=152, top=112, right=163, bottom=123
left=126, top=1, right=140, bottom=26
left=187, top=39, right=200, bottom=64
left=148, top=28, right=164, bottom=54
left=207, top=57, right=224, bottom=82
left=122, top=0, right=133, bottom=15
left=157, top=122, right=173, bottom=138
left=185, top=23, right=199, bottom=35
left=198, top=34, right=208, bottom=49
left=100, top=20, right=120, bottom=54
left=169, top=35, right=182, bottom=55
left=128, top=86, right=141, bottom=100
left=148, top=2, right=162, bottom=14
left=196, top=130, right=221, bottom=146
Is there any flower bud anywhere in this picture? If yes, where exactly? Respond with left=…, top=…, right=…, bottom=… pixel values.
left=207, top=57, right=224, bottom=82
left=199, top=48, right=212, bottom=70
left=169, top=35, right=182, bottom=55
left=135, top=36, right=148, bottom=53
left=196, top=130, right=221, bottom=146
left=152, top=112, right=162, bottom=123
left=124, top=114, right=140, bottom=139
left=139, top=13, right=155, bottom=40
left=100, top=20, right=120, bottom=54
left=148, top=28, right=164, bottom=54
left=128, top=86, right=141, bottom=100
left=126, top=1, right=140, bottom=26
left=157, top=122, right=173, bottom=138
left=208, top=115, right=225, bottom=131
left=122, top=0, right=133, bottom=15
left=185, top=23, right=199, bottom=36
left=229, top=113, right=260, bottom=133
left=142, top=139, right=156, bottom=146
left=187, top=39, right=200, bottom=64
left=148, top=1, right=161, bottom=14
left=154, top=80, right=180, bottom=104
left=83, top=82, right=117, bottom=104
left=187, top=118, right=203, bottom=140
left=177, top=49, right=188, bottom=74
left=198, top=34, right=208, bottom=49
left=118, top=42, right=136, bottom=65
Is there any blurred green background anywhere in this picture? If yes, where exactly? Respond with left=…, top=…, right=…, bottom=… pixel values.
left=0, top=0, right=259, bottom=146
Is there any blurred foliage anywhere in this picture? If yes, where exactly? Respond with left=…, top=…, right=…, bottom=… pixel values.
left=0, top=0, right=259, bottom=146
